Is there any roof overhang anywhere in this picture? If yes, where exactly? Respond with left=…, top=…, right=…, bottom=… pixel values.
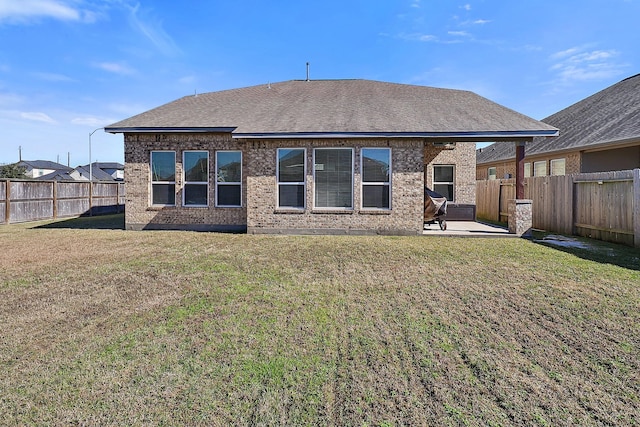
left=105, top=127, right=558, bottom=141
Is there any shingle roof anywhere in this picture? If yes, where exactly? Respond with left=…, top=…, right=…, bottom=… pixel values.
left=106, top=79, right=557, bottom=139
left=477, top=74, right=640, bottom=164
left=18, top=160, right=72, bottom=171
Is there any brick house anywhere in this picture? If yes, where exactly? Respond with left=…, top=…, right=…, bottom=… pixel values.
left=105, top=79, right=556, bottom=234
left=477, top=74, right=640, bottom=180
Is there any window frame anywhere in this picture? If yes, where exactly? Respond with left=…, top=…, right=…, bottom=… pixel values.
left=433, top=164, right=455, bottom=202
left=313, top=147, right=354, bottom=210
left=533, top=160, right=547, bottom=177
left=488, top=166, right=497, bottom=180
left=361, top=147, right=391, bottom=210
left=550, top=158, right=566, bottom=176
left=182, top=150, right=209, bottom=207
left=150, top=150, right=176, bottom=207
left=215, top=150, right=242, bottom=208
left=276, top=148, right=306, bottom=210
left=524, top=162, right=532, bottom=178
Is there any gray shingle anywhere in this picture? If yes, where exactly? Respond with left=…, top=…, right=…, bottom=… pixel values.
left=106, top=79, right=557, bottom=137
left=477, top=73, right=640, bottom=164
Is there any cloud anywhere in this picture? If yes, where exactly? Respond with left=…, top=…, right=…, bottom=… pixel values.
left=473, top=19, right=490, bottom=24
left=71, top=116, right=116, bottom=127
left=93, top=62, right=135, bottom=75
left=448, top=31, right=470, bottom=37
left=463, top=4, right=472, bottom=11
left=31, top=71, right=74, bottom=82
left=126, top=3, right=181, bottom=56
left=21, top=111, right=57, bottom=124
left=0, top=0, right=95, bottom=24
left=549, top=47, right=627, bottom=83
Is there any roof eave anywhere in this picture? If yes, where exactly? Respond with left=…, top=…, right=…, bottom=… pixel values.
left=231, top=130, right=559, bottom=140
left=104, top=126, right=237, bottom=134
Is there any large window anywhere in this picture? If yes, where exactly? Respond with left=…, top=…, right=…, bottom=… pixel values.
left=183, top=151, right=209, bottom=206
left=433, top=165, right=454, bottom=201
left=150, top=151, right=176, bottom=206
left=361, top=148, right=391, bottom=209
left=314, top=148, right=353, bottom=209
left=550, top=158, right=566, bottom=176
left=216, top=151, right=242, bottom=207
left=277, top=148, right=306, bottom=209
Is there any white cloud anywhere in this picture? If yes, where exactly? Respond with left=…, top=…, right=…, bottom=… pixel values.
left=473, top=19, right=490, bottom=25
left=93, top=62, right=135, bottom=75
left=21, top=111, right=57, bottom=124
left=31, top=71, right=74, bottom=82
left=549, top=47, right=627, bottom=83
left=448, top=31, right=470, bottom=37
left=463, top=4, right=472, bottom=11
left=0, top=0, right=93, bottom=24
left=126, top=3, right=181, bottom=56
left=71, top=116, right=116, bottom=127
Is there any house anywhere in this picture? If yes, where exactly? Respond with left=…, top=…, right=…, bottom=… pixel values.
left=83, top=162, right=125, bottom=181
left=17, top=160, right=72, bottom=179
left=105, top=79, right=557, bottom=234
left=477, top=73, right=640, bottom=180
left=69, top=165, right=116, bottom=181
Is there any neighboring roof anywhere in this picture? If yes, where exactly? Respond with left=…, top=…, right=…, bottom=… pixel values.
left=37, top=171, right=75, bottom=181
left=83, top=162, right=124, bottom=170
left=477, top=74, right=640, bottom=164
left=18, top=160, right=72, bottom=171
left=106, top=79, right=558, bottom=140
left=74, top=165, right=115, bottom=181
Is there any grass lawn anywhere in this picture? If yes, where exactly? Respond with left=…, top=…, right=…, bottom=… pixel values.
left=1, top=214, right=638, bottom=426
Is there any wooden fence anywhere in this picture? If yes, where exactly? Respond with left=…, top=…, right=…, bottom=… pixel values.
left=0, top=179, right=125, bottom=224
left=477, top=169, right=640, bottom=247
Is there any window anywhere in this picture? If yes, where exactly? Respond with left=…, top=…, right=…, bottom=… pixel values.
left=433, top=165, right=454, bottom=201
left=361, top=148, right=391, bottom=209
left=150, top=151, right=176, bottom=206
left=533, top=161, right=547, bottom=177
left=314, top=148, right=353, bottom=209
left=216, top=151, right=242, bottom=207
left=277, top=148, right=306, bottom=209
left=524, top=162, right=531, bottom=178
left=550, top=158, right=566, bottom=176
left=183, top=151, right=209, bottom=206
left=488, top=167, right=497, bottom=180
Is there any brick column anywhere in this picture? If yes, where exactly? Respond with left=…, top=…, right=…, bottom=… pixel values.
left=508, top=199, right=532, bottom=237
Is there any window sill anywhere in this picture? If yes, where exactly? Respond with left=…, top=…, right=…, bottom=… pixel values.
left=275, top=208, right=306, bottom=214
left=311, top=209, right=354, bottom=214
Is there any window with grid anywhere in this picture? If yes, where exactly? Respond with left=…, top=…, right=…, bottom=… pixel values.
left=277, top=148, right=306, bottom=209
left=216, top=151, right=242, bottom=207
left=150, top=151, right=176, bottom=206
left=433, top=165, right=454, bottom=201
left=533, top=161, right=547, bottom=177
left=550, top=158, right=566, bottom=176
left=488, top=167, right=497, bottom=180
left=361, top=148, right=391, bottom=209
left=183, top=151, right=208, bottom=207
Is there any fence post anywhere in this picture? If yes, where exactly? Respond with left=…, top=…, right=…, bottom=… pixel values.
left=634, top=168, right=640, bottom=248
left=4, top=180, right=9, bottom=224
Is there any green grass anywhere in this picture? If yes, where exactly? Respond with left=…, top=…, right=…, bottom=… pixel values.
left=1, top=214, right=638, bottom=426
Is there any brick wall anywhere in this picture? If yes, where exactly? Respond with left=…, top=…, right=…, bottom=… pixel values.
left=477, top=151, right=582, bottom=180
left=424, top=142, right=476, bottom=204
left=245, top=138, right=425, bottom=235
left=124, top=133, right=476, bottom=234
left=124, top=133, right=246, bottom=231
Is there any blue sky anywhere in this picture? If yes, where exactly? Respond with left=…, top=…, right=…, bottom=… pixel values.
left=1, top=0, right=639, bottom=166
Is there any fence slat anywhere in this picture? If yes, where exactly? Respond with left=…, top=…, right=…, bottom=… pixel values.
left=477, top=169, right=638, bottom=247
left=0, top=179, right=124, bottom=224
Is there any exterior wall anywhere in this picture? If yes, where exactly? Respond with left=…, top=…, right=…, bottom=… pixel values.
left=424, top=142, right=476, bottom=204
left=477, top=151, right=581, bottom=180
left=124, top=133, right=247, bottom=231
left=245, top=139, right=425, bottom=235
left=581, top=145, right=640, bottom=173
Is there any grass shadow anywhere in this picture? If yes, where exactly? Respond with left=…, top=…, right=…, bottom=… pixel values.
left=34, top=213, right=125, bottom=230
left=530, top=230, right=640, bottom=272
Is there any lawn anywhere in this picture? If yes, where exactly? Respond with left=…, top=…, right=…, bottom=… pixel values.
left=1, top=214, right=638, bottom=426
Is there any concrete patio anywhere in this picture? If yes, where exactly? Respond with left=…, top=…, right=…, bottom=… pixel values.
left=423, top=221, right=516, bottom=237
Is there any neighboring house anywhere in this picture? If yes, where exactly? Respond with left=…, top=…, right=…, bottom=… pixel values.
left=17, top=160, right=72, bottom=178
left=106, top=79, right=556, bottom=234
left=83, top=162, right=125, bottom=181
left=69, top=165, right=116, bottom=181
left=477, top=74, right=640, bottom=180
